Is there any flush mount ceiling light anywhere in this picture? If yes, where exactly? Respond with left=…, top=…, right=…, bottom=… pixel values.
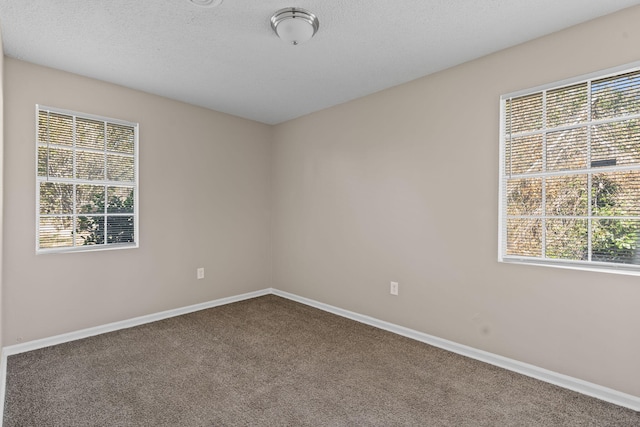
left=270, top=8, right=319, bottom=45
left=188, top=0, right=223, bottom=7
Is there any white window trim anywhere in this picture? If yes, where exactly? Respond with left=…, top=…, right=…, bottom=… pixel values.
left=35, top=105, right=140, bottom=254
left=498, top=61, right=640, bottom=276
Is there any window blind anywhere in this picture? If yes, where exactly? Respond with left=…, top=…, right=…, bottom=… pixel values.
left=36, top=106, right=138, bottom=252
left=500, top=67, right=640, bottom=270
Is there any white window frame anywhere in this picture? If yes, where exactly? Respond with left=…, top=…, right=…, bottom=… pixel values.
left=499, top=62, right=640, bottom=275
left=36, top=105, right=139, bottom=254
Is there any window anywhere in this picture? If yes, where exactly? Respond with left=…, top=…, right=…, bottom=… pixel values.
left=499, top=65, right=640, bottom=273
left=36, top=106, right=138, bottom=253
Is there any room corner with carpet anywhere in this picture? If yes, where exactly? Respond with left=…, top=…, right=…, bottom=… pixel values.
left=1, top=2, right=640, bottom=425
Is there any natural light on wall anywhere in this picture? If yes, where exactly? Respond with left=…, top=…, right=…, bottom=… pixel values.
left=499, top=63, right=640, bottom=274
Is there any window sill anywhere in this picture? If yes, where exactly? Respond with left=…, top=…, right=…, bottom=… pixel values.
left=37, top=242, right=138, bottom=255
left=499, top=256, right=640, bottom=277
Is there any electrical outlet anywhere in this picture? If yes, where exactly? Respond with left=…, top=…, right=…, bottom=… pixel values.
left=390, top=281, right=399, bottom=296
left=197, top=268, right=205, bottom=280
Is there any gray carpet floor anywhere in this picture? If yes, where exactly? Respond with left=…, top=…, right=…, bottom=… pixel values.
left=3, top=295, right=640, bottom=426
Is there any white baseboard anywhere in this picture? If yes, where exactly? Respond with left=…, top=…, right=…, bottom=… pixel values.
left=3, top=288, right=270, bottom=357
left=0, top=289, right=272, bottom=427
left=2, top=287, right=639, bottom=419
left=271, top=289, right=640, bottom=412
left=0, top=348, right=6, bottom=427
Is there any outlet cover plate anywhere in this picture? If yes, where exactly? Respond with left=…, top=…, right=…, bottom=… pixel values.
left=390, top=281, right=399, bottom=295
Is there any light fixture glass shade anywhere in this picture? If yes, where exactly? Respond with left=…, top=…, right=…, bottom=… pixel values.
left=271, top=8, right=319, bottom=45
left=189, top=0, right=223, bottom=7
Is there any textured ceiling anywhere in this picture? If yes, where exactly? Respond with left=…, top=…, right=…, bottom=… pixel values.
left=1, top=0, right=640, bottom=124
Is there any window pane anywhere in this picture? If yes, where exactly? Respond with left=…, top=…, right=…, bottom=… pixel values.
left=502, top=68, right=640, bottom=270
left=39, top=182, right=73, bottom=215
left=39, top=216, right=74, bottom=249
left=546, top=128, right=587, bottom=171
left=107, top=187, right=134, bottom=213
left=592, top=119, right=640, bottom=167
left=76, top=216, right=104, bottom=246
left=506, top=219, right=541, bottom=257
left=37, top=111, right=48, bottom=144
left=38, top=111, right=73, bottom=146
left=107, top=123, right=135, bottom=154
left=506, top=178, right=541, bottom=216
left=37, top=147, right=47, bottom=177
left=76, top=150, right=105, bottom=180
left=42, top=147, right=73, bottom=178
left=592, top=171, right=640, bottom=217
left=76, top=118, right=104, bottom=150
left=107, top=216, right=134, bottom=244
left=505, top=134, right=542, bottom=175
left=546, top=219, right=588, bottom=260
left=107, top=154, right=134, bottom=182
left=505, top=94, right=543, bottom=135
left=592, top=219, right=640, bottom=264
left=545, top=175, right=588, bottom=216
left=546, top=83, right=588, bottom=128
left=592, top=71, right=640, bottom=120
left=77, top=184, right=105, bottom=214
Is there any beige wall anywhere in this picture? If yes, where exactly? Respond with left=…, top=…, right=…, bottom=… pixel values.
left=272, top=6, right=640, bottom=397
left=3, top=59, right=272, bottom=345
